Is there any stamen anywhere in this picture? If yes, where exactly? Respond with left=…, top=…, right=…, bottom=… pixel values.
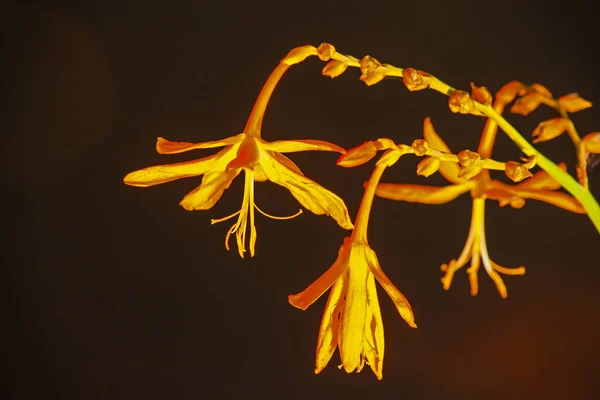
left=254, top=203, right=303, bottom=220
left=491, top=261, right=526, bottom=275
left=211, top=210, right=241, bottom=225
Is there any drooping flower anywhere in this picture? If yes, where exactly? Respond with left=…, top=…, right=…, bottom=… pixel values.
left=373, top=117, right=584, bottom=297
left=289, top=147, right=416, bottom=380
left=124, top=60, right=353, bottom=258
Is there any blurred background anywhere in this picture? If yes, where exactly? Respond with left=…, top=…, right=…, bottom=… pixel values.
left=4, top=0, right=600, bottom=399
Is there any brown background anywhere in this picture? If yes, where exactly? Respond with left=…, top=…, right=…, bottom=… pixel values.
left=5, top=0, right=600, bottom=399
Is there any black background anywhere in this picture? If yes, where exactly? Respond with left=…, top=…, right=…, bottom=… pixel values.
left=5, top=1, right=600, bottom=399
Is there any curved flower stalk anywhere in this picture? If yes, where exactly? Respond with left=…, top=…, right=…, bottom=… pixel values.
left=288, top=145, right=416, bottom=380
left=308, top=42, right=600, bottom=233
left=124, top=49, right=353, bottom=258
left=373, top=88, right=585, bottom=297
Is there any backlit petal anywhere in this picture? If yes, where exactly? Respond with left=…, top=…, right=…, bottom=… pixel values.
left=260, top=154, right=354, bottom=229
left=315, top=276, right=346, bottom=375
left=261, top=138, right=345, bottom=154
left=366, top=247, right=416, bottom=328
left=288, top=239, right=351, bottom=310
left=364, top=271, right=385, bottom=380
left=123, top=150, right=224, bottom=187
left=156, top=134, right=244, bottom=154
left=338, top=248, right=369, bottom=374
left=179, top=169, right=241, bottom=211
left=422, top=117, right=463, bottom=184
left=374, top=182, right=473, bottom=204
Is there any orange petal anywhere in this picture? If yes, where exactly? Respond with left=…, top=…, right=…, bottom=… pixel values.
left=178, top=169, right=241, bottom=211
left=260, top=138, right=345, bottom=154
left=366, top=247, right=416, bottom=328
left=123, top=150, right=223, bottom=187
left=155, top=134, right=243, bottom=154
left=558, top=93, right=592, bottom=113
left=337, top=141, right=379, bottom=168
left=422, top=117, right=463, bottom=183
left=374, top=182, right=473, bottom=204
left=495, top=81, right=527, bottom=104
left=582, top=132, right=600, bottom=154
left=288, top=239, right=351, bottom=311
left=531, top=118, right=570, bottom=144
left=510, top=92, right=544, bottom=116
left=363, top=273, right=385, bottom=380
left=260, top=154, right=354, bottom=229
left=314, top=274, right=345, bottom=375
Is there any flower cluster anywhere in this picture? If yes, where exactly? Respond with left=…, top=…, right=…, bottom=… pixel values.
left=123, top=43, right=599, bottom=379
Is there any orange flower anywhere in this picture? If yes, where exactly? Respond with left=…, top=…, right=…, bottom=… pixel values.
left=373, top=118, right=584, bottom=297
left=124, top=62, right=353, bottom=258
left=289, top=148, right=416, bottom=380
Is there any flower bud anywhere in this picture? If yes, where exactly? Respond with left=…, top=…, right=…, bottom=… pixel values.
left=531, top=118, right=570, bottom=144
left=457, top=150, right=481, bottom=167
left=359, top=56, right=385, bottom=86
left=402, top=68, right=430, bottom=91
left=558, top=93, right=592, bottom=113
left=582, top=132, right=600, bottom=153
left=411, top=139, right=429, bottom=156
left=416, top=157, right=441, bottom=177
left=505, top=161, right=533, bottom=183
left=337, top=141, right=378, bottom=167
left=470, top=82, right=492, bottom=106
left=322, top=60, right=348, bottom=78
left=317, top=43, right=336, bottom=61
left=448, top=90, right=475, bottom=114
left=458, top=166, right=482, bottom=180
left=282, top=45, right=317, bottom=65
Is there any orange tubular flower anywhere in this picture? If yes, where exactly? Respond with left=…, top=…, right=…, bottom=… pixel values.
left=289, top=148, right=416, bottom=380
left=374, top=115, right=584, bottom=297
left=124, top=58, right=353, bottom=258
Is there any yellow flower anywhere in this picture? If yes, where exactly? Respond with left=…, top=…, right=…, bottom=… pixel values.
left=289, top=152, right=416, bottom=380
left=373, top=117, right=584, bottom=297
left=124, top=61, right=353, bottom=258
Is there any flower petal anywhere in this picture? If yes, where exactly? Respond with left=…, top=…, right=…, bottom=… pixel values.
left=366, top=247, right=416, bottom=328
left=261, top=138, right=345, bottom=154
left=156, top=134, right=244, bottom=154
left=179, top=168, right=241, bottom=211
left=364, top=271, right=385, bottom=380
left=489, top=181, right=585, bottom=213
left=314, top=275, right=346, bottom=375
left=374, top=182, right=473, bottom=204
left=123, top=150, right=223, bottom=187
left=338, top=248, right=370, bottom=374
left=288, top=238, right=351, bottom=310
left=260, top=154, right=354, bottom=229
left=422, top=117, right=464, bottom=184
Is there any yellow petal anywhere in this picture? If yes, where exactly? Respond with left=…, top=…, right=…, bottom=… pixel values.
left=374, top=182, right=473, bottom=204
left=315, top=275, right=346, bottom=375
left=509, top=189, right=585, bottom=214
left=366, top=247, right=416, bottom=328
left=123, top=150, right=223, bottom=187
left=260, top=138, right=345, bottom=154
left=260, top=154, right=354, bottom=230
left=288, top=239, right=351, bottom=310
left=338, top=248, right=369, bottom=374
left=156, top=134, right=243, bottom=154
left=364, top=272, right=385, bottom=380
left=422, top=117, right=463, bottom=183
left=337, top=141, right=379, bottom=168
left=179, top=169, right=241, bottom=211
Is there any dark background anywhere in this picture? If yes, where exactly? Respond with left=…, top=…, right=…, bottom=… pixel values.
left=4, top=1, right=600, bottom=399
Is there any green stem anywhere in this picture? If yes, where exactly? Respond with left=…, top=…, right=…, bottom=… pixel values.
left=476, top=103, right=600, bottom=234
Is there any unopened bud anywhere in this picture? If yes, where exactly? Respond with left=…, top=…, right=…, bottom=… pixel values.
left=322, top=60, right=348, bottom=78
left=411, top=139, right=429, bottom=156
left=317, top=43, right=336, bottom=61
left=458, top=165, right=482, bottom=180
left=505, top=161, right=533, bottom=183
left=582, top=132, right=600, bottom=153
left=448, top=90, right=475, bottom=114
left=359, top=56, right=385, bottom=86
left=457, top=150, right=481, bottom=167
left=470, top=82, right=492, bottom=106
left=337, top=141, right=378, bottom=167
left=402, top=67, right=430, bottom=91
left=416, top=157, right=441, bottom=177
